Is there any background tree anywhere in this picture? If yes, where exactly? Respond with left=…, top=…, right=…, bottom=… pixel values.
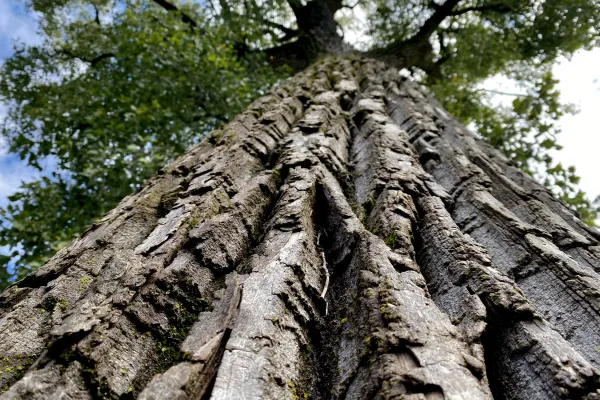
left=1, top=0, right=600, bottom=399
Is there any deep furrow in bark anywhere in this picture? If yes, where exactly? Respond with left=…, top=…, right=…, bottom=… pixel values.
left=137, top=272, right=240, bottom=400
left=416, top=195, right=600, bottom=400
left=208, top=165, right=323, bottom=399
left=385, top=76, right=600, bottom=398
left=308, top=59, right=490, bottom=398
left=206, top=57, right=358, bottom=400
left=316, top=168, right=490, bottom=399
left=0, top=63, right=316, bottom=398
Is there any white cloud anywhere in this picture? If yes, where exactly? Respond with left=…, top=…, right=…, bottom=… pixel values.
left=551, top=49, right=600, bottom=201
left=0, top=1, right=41, bottom=49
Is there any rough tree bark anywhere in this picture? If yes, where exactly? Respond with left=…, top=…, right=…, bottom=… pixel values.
left=2, top=56, right=600, bottom=400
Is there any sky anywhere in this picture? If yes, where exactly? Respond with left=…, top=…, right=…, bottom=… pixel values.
left=546, top=50, right=600, bottom=202
left=482, top=49, right=600, bottom=204
left=0, top=0, right=599, bottom=209
left=0, top=0, right=43, bottom=207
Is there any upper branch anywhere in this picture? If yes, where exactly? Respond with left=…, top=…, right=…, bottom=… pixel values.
left=342, top=0, right=361, bottom=9
left=368, top=0, right=463, bottom=70
left=286, top=0, right=344, bottom=24
left=414, top=0, right=462, bottom=39
left=478, top=88, right=529, bottom=97
left=257, top=0, right=346, bottom=71
left=89, top=53, right=115, bottom=66
left=285, top=0, right=304, bottom=19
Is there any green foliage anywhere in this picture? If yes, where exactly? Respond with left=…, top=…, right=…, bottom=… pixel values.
left=0, top=0, right=287, bottom=288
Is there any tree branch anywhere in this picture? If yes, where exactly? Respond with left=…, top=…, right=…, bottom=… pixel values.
left=414, top=0, right=462, bottom=39
left=342, top=0, right=361, bottom=9
left=326, top=0, right=344, bottom=13
left=478, top=88, right=529, bottom=97
left=256, top=0, right=344, bottom=71
left=58, top=48, right=115, bottom=67
left=263, top=20, right=299, bottom=39
left=368, top=0, right=463, bottom=68
left=92, top=4, right=101, bottom=25
left=90, top=53, right=115, bottom=66
left=151, top=0, right=199, bottom=29
left=449, top=3, right=513, bottom=16
left=285, top=0, right=304, bottom=18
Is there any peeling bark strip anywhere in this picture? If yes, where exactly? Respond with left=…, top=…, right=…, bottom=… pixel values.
left=1, top=57, right=600, bottom=400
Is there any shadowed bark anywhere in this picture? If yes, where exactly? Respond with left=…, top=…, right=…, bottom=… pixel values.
left=1, top=56, right=600, bottom=400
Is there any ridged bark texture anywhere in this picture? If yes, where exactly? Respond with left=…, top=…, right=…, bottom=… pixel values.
left=1, top=57, right=600, bottom=400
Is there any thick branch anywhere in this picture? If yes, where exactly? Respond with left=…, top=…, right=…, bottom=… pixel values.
left=264, top=20, right=299, bottom=41
left=342, top=0, right=361, bottom=9
left=415, top=0, right=462, bottom=39
left=285, top=0, right=304, bottom=18
left=325, top=0, right=344, bottom=13
left=92, top=4, right=101, bottom=25
left=367, top=0, right=462, bottom=70
left=260, top=0, right=346, bottom=70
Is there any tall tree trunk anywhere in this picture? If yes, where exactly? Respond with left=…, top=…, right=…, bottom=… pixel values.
left=2, top=56, right=600, bottom=400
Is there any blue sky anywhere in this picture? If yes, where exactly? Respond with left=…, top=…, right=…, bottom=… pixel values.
left=0, top=0, right=40, bottom=58
left=0, top=0, right=44, bottom=207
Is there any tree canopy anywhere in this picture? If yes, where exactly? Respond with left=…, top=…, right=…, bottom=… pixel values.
left=1, top=0, right=599, bottom=289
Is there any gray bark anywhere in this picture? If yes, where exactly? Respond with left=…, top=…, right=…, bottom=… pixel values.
left=1, top=56, right=600, bottom=400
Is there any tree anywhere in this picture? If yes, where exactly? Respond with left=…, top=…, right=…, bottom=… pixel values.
left=1, top=0, right=600, bottom=399
left=3, top=55, right=600, bottom=399
left=1, top=0, right=600, bottom=285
